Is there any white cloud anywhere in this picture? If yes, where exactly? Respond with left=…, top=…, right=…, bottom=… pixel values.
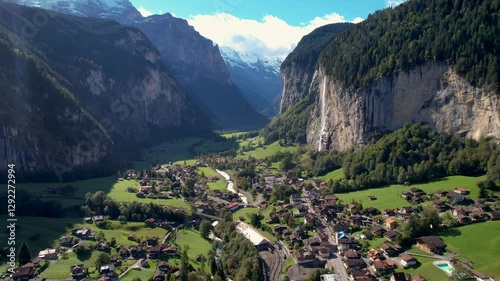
left=386, top=0, right=407, bottom=7
left=187, top=13, right=362, bottom=59
left=137, top=6, right=152, bottom=17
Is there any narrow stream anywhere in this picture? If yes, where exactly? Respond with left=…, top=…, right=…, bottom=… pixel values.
left=216, top=169, right=248, bottom=205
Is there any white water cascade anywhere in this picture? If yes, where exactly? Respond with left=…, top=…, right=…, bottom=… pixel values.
left=318, top=76, right=327, bottom=151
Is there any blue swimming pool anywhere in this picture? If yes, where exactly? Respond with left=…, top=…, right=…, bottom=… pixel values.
left=434, top=261, right=454, bottom=276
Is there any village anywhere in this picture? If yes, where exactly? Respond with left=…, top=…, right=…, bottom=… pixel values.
left=5, top=155, right=500, bottom=281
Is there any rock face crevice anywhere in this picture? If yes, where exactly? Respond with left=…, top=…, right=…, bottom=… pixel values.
left=306, top=63, right=500, bottom=151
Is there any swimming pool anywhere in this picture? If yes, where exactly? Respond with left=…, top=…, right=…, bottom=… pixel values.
left=433, top=261, right=454, bottom=276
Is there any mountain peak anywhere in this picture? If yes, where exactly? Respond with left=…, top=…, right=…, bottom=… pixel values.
left=7, top=0, right=142, bottom=22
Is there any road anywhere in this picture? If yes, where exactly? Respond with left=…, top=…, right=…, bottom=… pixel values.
left=323, top=219, right=349, bottom=281
left=118, top=258, right=144, bottom=279
left=216, top=169, right=249, bottom=204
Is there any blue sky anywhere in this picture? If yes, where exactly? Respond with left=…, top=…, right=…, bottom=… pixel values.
left=129, top=0, right=406, bottom=58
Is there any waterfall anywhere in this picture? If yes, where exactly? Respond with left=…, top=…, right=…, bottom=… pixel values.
left=318, top=76, right=327, bottom=151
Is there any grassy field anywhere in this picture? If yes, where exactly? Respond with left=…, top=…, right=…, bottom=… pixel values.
left=120, top=260, right=158, bottom=281
left=398, top=256, right=448, bottom=281
left=233, top=206, right=277, bottom=241
left=336, top=175, right=486, bottom=210
left=172, top=229, right=212, bottom=272
left=318, top=169, right=345, bottom=182
left=440, top=221, right=500, bottom=280
left=106, top=179, right=190, bottom=209
left=41, top=251, right=106, bottom=279
left=236, top=140, right=298, bottom=160
left=197, top=167, right=227, bottom=191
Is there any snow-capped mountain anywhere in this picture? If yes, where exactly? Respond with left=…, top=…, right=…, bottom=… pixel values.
left=220, top=47, right=283, bottom=117
left=6, top=0, right=142, bottom=22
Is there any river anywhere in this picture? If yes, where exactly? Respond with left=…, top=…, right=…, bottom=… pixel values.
left=216, top=169, right=248, bottom=205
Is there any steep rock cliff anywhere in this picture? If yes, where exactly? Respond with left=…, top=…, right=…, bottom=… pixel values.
left=309, top=64, right=500, bottom=151
left=0, top=3, right=198, bottom=180
left=279, top=23, right=352, bottom=113
left=131, top=14, right=268, bottom=129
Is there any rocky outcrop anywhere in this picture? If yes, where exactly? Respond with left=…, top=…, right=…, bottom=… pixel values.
left=280, top=66, right=317, bottom=114
left=308, top=63, right=500, bottom=151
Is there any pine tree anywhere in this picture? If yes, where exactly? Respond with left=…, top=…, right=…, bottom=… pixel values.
left=18, top=242, right=31, bottom=266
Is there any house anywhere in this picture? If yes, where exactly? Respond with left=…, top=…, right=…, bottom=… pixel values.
left=368, top=195, right=377, bottom=201
left=296, top=204, right=309, bottom=216
left=456, top=214, right=472, bottom=225
left=385, top=230, right=399, bottom=242
left=364, top=207, right=381, bottom=216
left=401, top=191, right=411, bottom=199
left=128, top=234, right=136, bottom=241
left=372, top=259, right=388, bottom=273
left=447, top=192, right=466, bottom=204
left=400, top=253, right=417, bottom=267
left=371, top=225, right=386, bottom=237
left=146, top=236, right=158, bottom=246
left=344, top=258, right=366, bottom=270
left=345, top=249, right=360, bottom=259
left=290, top=194, right=303, bottom=205
left=362, top=230, right=374, bottom=240
left=59, top=236, right=73, bottom=247
left=145, top=218, right=156, bottom=227
left=432, top=200, right=449, bottom=212
left=412, top=275, right=426, bottom=281
left=70, top=264, right=87, bottom=278
left=453, top=206, right=470, bottom=217
left=38, top=248, right=58, bottom=260
left=158, top=261, right=170, bottom=272
left=380, top=243, right=397, bottom=257
left=84, top=217, right=93, bottom=223
left=304, top=213, right=319, bottom=225
left=416, top=236, right=446, bottom=254
left=367, top=249, right=381, bottom=261
left=410, top=187, right=425, bottom=196
left=454, top=187, right=470, bottom=195
left=148, top=245, right=162, bottom=259
left=93, top=215, right=104, bottom=222
left=293, top=251, right=317, bottom=264
left=153, top=269, right=165, bottom=281
left=12, top=264, right=35, bottom=281
left=391, top=272, right=408, bottom=281
left=333, top=222, right=351, bottom=232
left=99, top=264, right=116, bottom=277
left=128, top=245, right=143, bottom=258
left=385, top=218, right=398, bottom=229
left=226, top=202, right=241, bottom=212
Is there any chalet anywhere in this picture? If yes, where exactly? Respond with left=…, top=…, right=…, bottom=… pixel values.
left=226, top=202, right=241, bottom=212
left=470, top=210, right=490, bottom=222
left=325, top=195, right=337, bottom=203
left=304, top=213, right=319, bottom=225
left=158, top=261, right=170, bottom=272
left=153, top=270, right=165, bottom=281
left=433, top=200, right=449, bottom=212
left=401, top=191, right=411, bottom=199
left=148, top=245, right=162, bottom=259
left=319, top=244, right=332, bottom=258
left=453, top=206, right=470, bottom=217
left=70, top=264, right=86, bottom=278
left=364, top=207, right=381, bottom=216
left=491, top=210, right=500, bottom=221
left=99, top=264, right=116, bottom=277
left=344, top=258, right=366, bottom=270
left=273, top=225, right=288, bottom=234
left=362, top=230, right=374, bottom=240
left=400, top=206, right=417, bottom=215
left=146, top=236, right=158, bottom=246
left=345, top=249, right=360, bottom=259
left=385, top=230, right=399, bottom=242
left=416, top=236, right=446, bottom=254
left=293, top=251, right=317, bottom=264
left=290, top=194, right=303, bottom=205
left=128, top=245, right=143, bottom=258
left=372, top=259, right=388, bottom=273
left=12, top=264, right=35, bottom=281
left=351, top=269, right=374, bottom=281
left=59, top=236, right=73, bottom=247
left=371, top=225, right=386, bottom=237
left=338, top=236, right=360, bottom=251
left=348, top=204, right=360, bottom=215
left=384, top=209, right=396, bottom=216
left=447, top=192, right=466, bottom=204
left=385, top=218, right=398, bottom=229
left=400, top=253, right=417, bottom=267
left=333, top=221, right=351, bottom=232
left=391, top=272, right=408, bottom=281
left=38, top=248, right=58, bottom=260
left=73, top=228, right=95, bottom=240
left=410, top=187, right=425, bottom=196
left=296, top=204, right=309, bottom=216
left=368, top=195, right=377, bottom=201
left=457, top=214, right=472, bottom=225
left=367, top=249, right=381, bottom=261
left=128, top=234, right=136, bottom=241
left=84, top=217, right=93, bottom=223
left=162, top=246, right=178, bottom=257
left=454, top=187, right=470, bottom=195
left=93, top=215, right=104, bottom=222
left=97, top=240, right=109, bottom=251
left=380, top=243, right=397, bottom=257
left=145, top=218, right=156, bottom=227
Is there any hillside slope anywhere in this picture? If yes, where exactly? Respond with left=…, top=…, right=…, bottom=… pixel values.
left=0, top=3, right=199, bottom=180
left=268, top=0, right=499, bottom=151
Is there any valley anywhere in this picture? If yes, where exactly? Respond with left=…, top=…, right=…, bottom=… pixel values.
left=0, top=0, right=499, bottom=281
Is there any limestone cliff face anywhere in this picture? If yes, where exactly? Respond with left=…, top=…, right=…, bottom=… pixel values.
left=279, top=65, right=317, bottom=114
left=307, top=63, right=500, bottom=151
